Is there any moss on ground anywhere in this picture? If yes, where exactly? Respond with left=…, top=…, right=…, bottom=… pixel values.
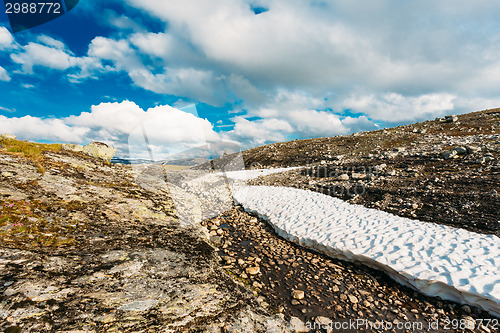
left=0, top=137, right=61, bottom=174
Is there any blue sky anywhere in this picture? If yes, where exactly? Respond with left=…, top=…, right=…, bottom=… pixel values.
left=1, top=0, right=500, bottom=159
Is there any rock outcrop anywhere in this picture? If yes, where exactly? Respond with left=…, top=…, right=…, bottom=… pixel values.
left=61, top=143, right=84, bottom=153
left=0, top=139, right=292, bottom=332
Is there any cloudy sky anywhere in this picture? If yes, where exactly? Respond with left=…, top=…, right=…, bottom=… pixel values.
left=1, top=0, right=500, bottom=160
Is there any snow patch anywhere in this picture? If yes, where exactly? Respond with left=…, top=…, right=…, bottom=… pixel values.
left=233, top=185, right=500, bottom=317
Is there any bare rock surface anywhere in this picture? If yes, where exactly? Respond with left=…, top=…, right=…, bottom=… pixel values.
left=0, top=141, right=291, bottom=332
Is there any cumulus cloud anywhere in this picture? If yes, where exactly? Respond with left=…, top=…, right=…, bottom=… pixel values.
left=0, top=101, right=222, bottom=159
left=0, top=27, right=15, bottom=49
left=123, top=0, right=500, bottom=95
left=225, top=116, right=291, bottom=146
left=0, top=66, right=10, bottom=82
left=11, top=43, right=74, bottom=73
left=343, top=93, right=456, bottom=123
left=6, top=35, right=101, bottom=80
left=37, top=35, right=66, bottom=50
left=0, top=115, right=88, bottom=142
left=118, top=0, right=500, bottom=126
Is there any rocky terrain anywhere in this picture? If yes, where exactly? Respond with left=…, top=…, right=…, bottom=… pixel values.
left=201, top=207, right=497, bottom=333
left=198, top=108, right=499, bottom=331
left=0, top=108, right=498, bottom=333
left=0, top=137, right=291, bottom=332
left=211, top=109, right=500, bottom=237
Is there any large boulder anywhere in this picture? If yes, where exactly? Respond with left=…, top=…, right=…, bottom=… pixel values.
left=82, top=142, right=116, bottom=161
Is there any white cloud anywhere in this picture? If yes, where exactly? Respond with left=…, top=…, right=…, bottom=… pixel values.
left=343, top=93, right=456, bottom=123
left=7, top=35, right=101, bottom=80
left=11, top=42, right=74, bottom=73
left=87, top=35, right=232, bottom=105
left=0, top=101, right=222, bottom=159
left=88, top=37, right=134, bottom=63
left=341, top=115, right=379, bottom=133
left=0, top=106, right=15, bottom=113
left=218, top=89, right=380, bottom=147
left=225, top=116, right=289, bottom=146
left=141, top=105, right=220, bottom=144
left=37, top=35, right=66, bottom=50
left=0, top=115, right=88, bottom=142
left=0, top=27, right=14, bottom=49
left=119, top=0, right=500, bottom=125
left=288, top=109, right=348, bottom=138
left=103, top=10, right=147, bottom=32
left=0, top=66, right=10, bottom=82
left=67, top=100, right=145, bottom=134
left=129, top=32, right=172, bottom=58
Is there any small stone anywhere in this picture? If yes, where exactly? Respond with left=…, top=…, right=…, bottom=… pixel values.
left=466, top=145, right=481, bottom=154
left=83, top=141, right=116, bottom=161
left=245, top=266, right=260, bottom=275
left=454, top=146, right=468, bottom=155
left=348, top=295, right=358, bottom=304
left=461, top=305, right=472, bottom=314
left=351, top=173, right=367, bottom=180
left=117, top=300, right=158, bottom=311
left=292, top=290, right=305, bottom=300
left=61, top=143, right=84, bottom=152
left=441, top=150, right=457, bottom=159
left=337, top=174, right=349, bottom=181
left=445, top=115, right=458, bottom=123
left=4, top=288, right=16, bottom=296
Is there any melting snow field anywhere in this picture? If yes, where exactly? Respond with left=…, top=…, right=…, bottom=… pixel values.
left=233, top=185, right=500, bottom=317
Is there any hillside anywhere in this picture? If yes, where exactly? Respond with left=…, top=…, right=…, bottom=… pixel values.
left=0, top=137, right=291, bottom=332
left=209, top=109, right=500, bottom=237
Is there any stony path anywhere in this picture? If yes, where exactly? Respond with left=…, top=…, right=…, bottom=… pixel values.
left=203, top=207, right=498, bottom=332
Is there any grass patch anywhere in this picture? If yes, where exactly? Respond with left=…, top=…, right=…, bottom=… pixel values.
left=1, top=137, right=61, bottom=159
left=0, top=137, right=61, bottom=174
